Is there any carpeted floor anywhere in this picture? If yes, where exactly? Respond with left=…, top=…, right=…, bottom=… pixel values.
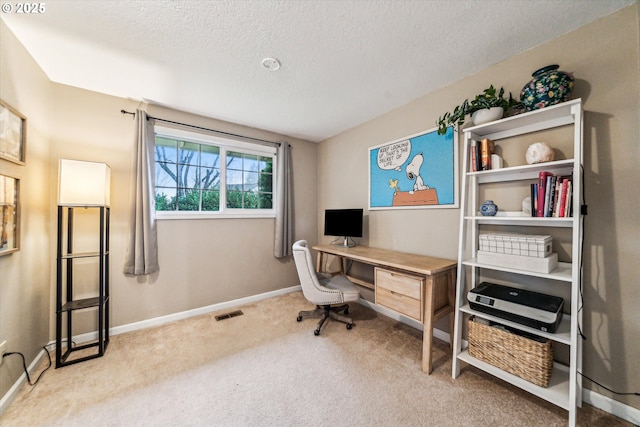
left=0, top=292, right=632, bottom=426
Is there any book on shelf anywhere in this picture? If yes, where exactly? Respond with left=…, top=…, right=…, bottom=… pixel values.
left=536, top=171, right=552, bottom=217
left=558, top=179, right=573, bottom=218
left=469, top=138, right=495, bottom=172
left=530, top=183, right=537, bottom=216
left=530, top=173, right=573, bottom=217
left=552, top=177, right=562, bottom=217
left=544, top=175, right=557, bottom=217
left=480, top=138, right=492, bottom=171
left=555, top=175, right=573, bottom=217
left=470, top=140, right=478, bottom=172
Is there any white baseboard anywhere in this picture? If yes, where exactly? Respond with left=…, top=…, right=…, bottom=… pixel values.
left=0, top=347, right=49, bottom=415
left=583, top=387, right=640, bottom=425
left=3, top=288, right=637, bottom=425
left=111, top=284, right=303, bottom=337
left=67, top=285, right=302, bottom=344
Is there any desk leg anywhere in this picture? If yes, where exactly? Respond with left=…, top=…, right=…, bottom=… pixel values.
left=448, top=268, right=456, bottom=349
left=316, top=252, right=345, bottom=276
left=422, top=275, right=435, bottom=374
left=316, top=252, right=323, bottom=273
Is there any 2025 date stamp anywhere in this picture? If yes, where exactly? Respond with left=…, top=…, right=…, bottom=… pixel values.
left=2, top=3, right=46, bottom=14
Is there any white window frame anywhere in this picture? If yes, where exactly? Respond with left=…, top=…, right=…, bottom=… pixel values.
left=154, top=125, right=277, bottom=220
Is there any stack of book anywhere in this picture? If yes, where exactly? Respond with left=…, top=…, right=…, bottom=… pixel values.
left=469, top=138, right=494, bottom=171
left=530, top=171, right=573, bottom=217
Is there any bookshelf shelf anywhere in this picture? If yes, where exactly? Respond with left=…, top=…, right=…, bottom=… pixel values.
left=460, top=304, right=572, bottom=344
left=462, top=258, right=573, bottom=282
left=465, top=214, right=573, bottom=228
left=469, top=159, right=575, bottom=184
left=457, top=350, right=572, bottom=410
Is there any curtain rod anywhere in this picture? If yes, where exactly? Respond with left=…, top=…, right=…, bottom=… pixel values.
left=120, top=109, right=280, bottom=147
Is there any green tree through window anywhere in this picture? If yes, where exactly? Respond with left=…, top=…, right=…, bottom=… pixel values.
left=154, top=133, right=274, bottom=214
left=226, top=151, right=273, bottom=209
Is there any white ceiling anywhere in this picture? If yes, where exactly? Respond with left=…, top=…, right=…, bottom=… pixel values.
left=1, top=0, right=635, bottom=142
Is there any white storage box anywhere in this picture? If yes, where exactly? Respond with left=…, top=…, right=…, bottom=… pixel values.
left=477, top=250, right=558, bottom=274
left=479, top=233, right=552, bottom=258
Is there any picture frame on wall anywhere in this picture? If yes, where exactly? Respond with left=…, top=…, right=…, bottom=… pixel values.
left=0, top=174, right=20, bottom=256
left=368, top=126, right=458, bottom=210
left=0, top=99, right=27, bottom=165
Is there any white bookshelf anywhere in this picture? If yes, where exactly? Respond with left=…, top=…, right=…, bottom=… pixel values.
left=451, top=99, right=584, bottom=426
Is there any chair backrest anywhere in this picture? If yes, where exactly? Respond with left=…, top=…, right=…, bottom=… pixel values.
left=292, top=240, right=342, bottom=304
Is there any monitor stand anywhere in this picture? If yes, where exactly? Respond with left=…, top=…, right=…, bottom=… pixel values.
left=331, top=236, right=356, bottom=248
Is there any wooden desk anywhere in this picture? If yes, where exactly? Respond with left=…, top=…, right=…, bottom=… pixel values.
left=313, top=244, right=457, bottom=374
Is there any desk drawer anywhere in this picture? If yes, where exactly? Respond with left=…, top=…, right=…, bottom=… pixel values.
left=376, top=287, right=422, bottom=321
left=375, top=268, right=423, bottom=299
left=375, top=268, right=424, bottom=321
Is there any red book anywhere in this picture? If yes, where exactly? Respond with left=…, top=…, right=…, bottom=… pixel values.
left=557, top=178, right=569, bottom=217
left=537, top=171, right=552, bottom=217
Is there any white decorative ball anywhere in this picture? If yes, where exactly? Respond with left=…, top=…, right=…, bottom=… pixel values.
left=526, top=142, right=555, bottom=164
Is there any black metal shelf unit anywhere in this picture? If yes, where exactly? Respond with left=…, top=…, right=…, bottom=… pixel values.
left=55, top=205, right=110, bottom=368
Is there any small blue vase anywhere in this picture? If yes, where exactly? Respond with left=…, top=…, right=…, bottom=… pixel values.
left=480, top=200, right=498, bottom=216
left=520, top=65, right=574, bottom=111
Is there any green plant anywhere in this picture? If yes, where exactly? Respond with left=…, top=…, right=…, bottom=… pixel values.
left=436, top=85, right=521, bottom=135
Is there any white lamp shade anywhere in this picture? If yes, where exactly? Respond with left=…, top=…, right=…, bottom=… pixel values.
left=58, top=159, right=111, bottom=206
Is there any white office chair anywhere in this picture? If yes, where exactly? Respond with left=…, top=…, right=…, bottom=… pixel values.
left=292, top=240, right=360, bottom=335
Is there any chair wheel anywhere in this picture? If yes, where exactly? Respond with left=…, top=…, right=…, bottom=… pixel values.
left=346, top=324, right=353, bottom=330
left=296, top=316, right=302, bottom=322
left=314, top=329, right=320, bottom=336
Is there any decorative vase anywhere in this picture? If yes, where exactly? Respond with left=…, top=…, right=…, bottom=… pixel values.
left=520, top=65, right=574, bottom=111
left=480, top=200, right=498, bottom=216
left=472, top=107, right=504, bottom=126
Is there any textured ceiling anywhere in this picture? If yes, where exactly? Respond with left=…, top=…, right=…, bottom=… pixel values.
left=1, top=0, right=635, bottom=142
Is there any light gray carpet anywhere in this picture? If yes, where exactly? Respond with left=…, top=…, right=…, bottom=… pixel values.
left=0, top=292, right=631, bottom=426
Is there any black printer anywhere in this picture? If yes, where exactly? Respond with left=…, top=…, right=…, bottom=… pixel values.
left=468, top=282, right=564, bottom=333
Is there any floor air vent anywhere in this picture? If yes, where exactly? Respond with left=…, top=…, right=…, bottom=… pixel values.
left=215, top=310, right=244, bottom=321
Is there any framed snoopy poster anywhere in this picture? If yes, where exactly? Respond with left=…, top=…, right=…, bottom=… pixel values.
left=368, top=126, right=458, bottom=210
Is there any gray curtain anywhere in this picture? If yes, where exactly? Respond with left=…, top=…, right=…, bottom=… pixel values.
left=123, top=109, right=159, bottom=274
left=274, top=142, right=293, bottom=258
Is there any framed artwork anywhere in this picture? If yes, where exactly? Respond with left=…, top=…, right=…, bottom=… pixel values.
left=0, top=100, right=27, bottom=165
left=0, top=174, right=20, bottom=255
left=369, top=126, right=458, bottom=210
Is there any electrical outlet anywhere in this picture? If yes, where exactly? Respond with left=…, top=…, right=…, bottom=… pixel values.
left=0, top=340, right=6, bottom=366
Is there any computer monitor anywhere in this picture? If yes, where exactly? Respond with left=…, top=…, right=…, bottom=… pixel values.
left=324, top=208, right=363, bottom=247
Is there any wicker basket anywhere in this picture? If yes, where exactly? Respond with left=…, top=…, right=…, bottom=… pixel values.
left=468, top=318, right=553, bottom=387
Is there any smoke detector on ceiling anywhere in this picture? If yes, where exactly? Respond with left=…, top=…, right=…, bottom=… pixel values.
left=262, top=57, right=281, bottom=71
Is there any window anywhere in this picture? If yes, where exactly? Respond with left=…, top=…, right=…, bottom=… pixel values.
left=226, top=151, right=273, bottom=209
left=154, top=125, right=276, bottom=218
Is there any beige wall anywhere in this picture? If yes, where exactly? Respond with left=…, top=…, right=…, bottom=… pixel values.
left=318, top=5, right=639, bottom=408
left=0, top=22, right=52, bottom=398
